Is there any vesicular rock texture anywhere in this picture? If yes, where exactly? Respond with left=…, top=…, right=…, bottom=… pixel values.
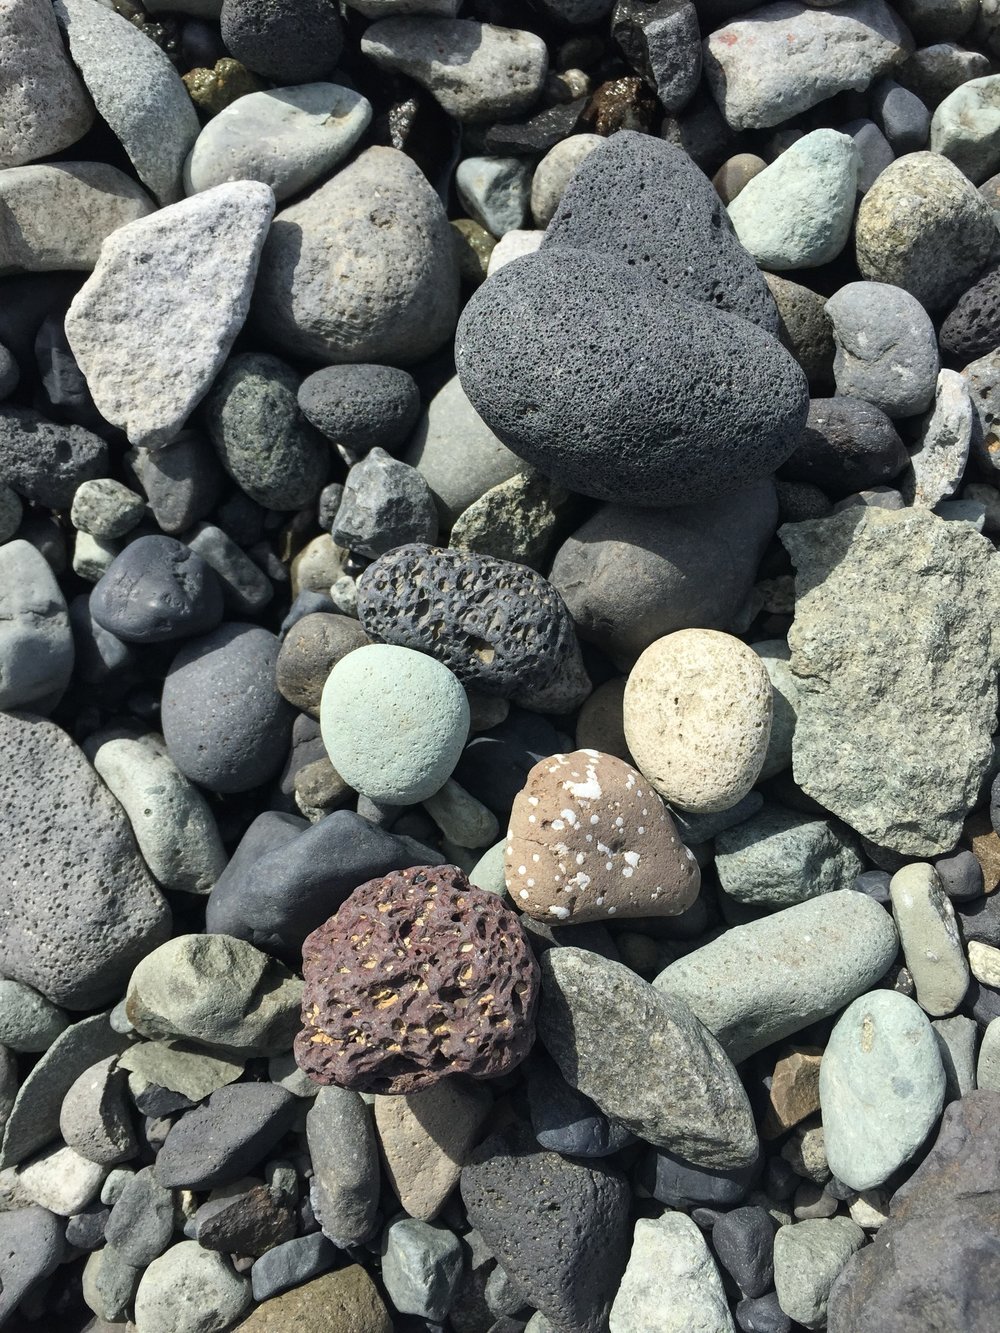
left=295, top=865, right=540, bottom=1093
left=781, top=507, right=1000, bottom=856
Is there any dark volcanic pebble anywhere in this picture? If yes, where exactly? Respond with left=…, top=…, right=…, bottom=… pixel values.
left=220, top=0, right=344, bottom=83
left=712, top=1205, right=776, bottom=1298
left=939, top=265, right=1000, bottom=363
left=647, top=1146, right=760, bottom=1209
left=0, top=406, right=108, bottom=507
left=295, top=865, right=540, bottom=1094
left=155, top=1082, right=298, bottom=1189
left=779, top=397, right=909, bottom=497
left=90, top=536, right=225, bottom=644
left=129, top=432, right=226, bottom=535
left=455, top=247, right=808, bottom=507
left=526, top=1055, right=635, bottom=1158
left=298, top=364, right=421, bottom=462
left=453, top=709, right=566, bottom=819
left=0, top=1208, right=64, bottom=1324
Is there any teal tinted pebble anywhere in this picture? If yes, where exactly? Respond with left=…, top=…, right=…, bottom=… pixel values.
left=819, top=989, right=945, bottom=1191
left=320, top=644, right=470, bottom=804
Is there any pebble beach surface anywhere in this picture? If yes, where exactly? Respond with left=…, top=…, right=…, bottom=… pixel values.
left=3, top=1, right=1000, bottom=1331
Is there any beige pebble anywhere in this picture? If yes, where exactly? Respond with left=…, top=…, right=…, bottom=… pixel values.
left=622, top=629, right=772, bottom=813
left=968, top=939, right=1000, bottom=988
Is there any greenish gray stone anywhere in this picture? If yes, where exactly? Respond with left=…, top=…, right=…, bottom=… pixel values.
left=118, top=1040, right=244, bottom=1102
left=451, top=469, right=575, bottom=569
left=819, top=990, right=945, bottom=1190
left=715, top=804, right=863, bottom=909
left=267, top=1051, right=320, bottom=1098
left=320, top=644, right=470, bottom=805
left=932, top=1014, right=978, bottom=1098
left=781, top=506, right=1000, bottom=856
left=422, top=778, right=498, bottom=850
left=610, top=1213, right=734, bottom=1333
left=59, top=1055, right=137, bottom=1166
left=204, top=352, right=329, bottom=511
left=752, top=641, right=800, bottom=779
left=930, top=75, right=1000, bottom=183
left=84, top=1244, right=141, bottom=1322
left=0, top=981, right=67, bottom=1054
left=380, top=1216, right=464, bottom=1322
left=654, top=890, right=899, bottom=1064
left=306, top=1086, right=380, bottom=1247
left=70, top=478, right=145, bottom=539
left=132, top=1242, right=251, bottom=1333
left=977, top=1017, right=1000, bottom=1088
left=469, top=840, right=508, bottom=898
left=184, top=83, right=372, bottom=202
left=773, top=1218, right=865, bottom=1330
left=728, top=130, right=860, bottom=269
left=539, top=948, right=758, bottom=1169
left=889, top=863, right=969, bottom=1015
left=456, top=156, right=531, bottom=237
left=825, top=281, right=940, bottom=419
left=124, top=934, right=303, bottom=1057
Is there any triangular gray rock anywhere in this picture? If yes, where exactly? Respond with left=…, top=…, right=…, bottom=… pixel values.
left=65, top=181, right=275, bottom=448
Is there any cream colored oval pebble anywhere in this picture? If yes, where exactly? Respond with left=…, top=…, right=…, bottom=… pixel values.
left=623, top=629, right=773, bottom=813
left=969, top=940, right=1000, bottom=988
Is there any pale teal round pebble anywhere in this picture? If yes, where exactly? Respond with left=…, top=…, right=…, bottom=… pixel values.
left=320, top=644, right=469, bottom=804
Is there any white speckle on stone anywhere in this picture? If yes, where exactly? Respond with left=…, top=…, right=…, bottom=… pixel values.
left=564, top=766, right=602, bottom=800
left=526, top=878, right=534, bottom=887
left=608, top=906, right=617, bottom=914
left=575, top=853, right=586, bottom=865
left=622, top=866, right=634, bottom=878
left=519, top=889, right=529, bottom=899
left=624, top=851, right=641, bottom=869
left=590, top=814, right=599, bottom=825
left=551, top=819, right=565, bottom=832
left=528, top=795, right=539, bottom=805
left=569, top=871, right=591, bottom=891
left=638, top=826, right=645, bottom=835
left=560, top=808, right=580, bottom=829
left=531, top=853, right=540, bottom=862
left=548, top=905, right=570, bottom=920
left=517, top=865, right=526, bottom=876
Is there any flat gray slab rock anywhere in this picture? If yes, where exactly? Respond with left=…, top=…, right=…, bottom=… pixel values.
left=54, top=0, right=199, bottom=204
left=781, top=506, right=1000, bottom=856
left=65, top=181, right=275, bottom=449
left=0, top=163, right=154, bottom=275
left=0, top=713, right=170, bottom=1011
left=903, top=369, right=973, bottom=507
left=0, top=0, right=93, bottom=169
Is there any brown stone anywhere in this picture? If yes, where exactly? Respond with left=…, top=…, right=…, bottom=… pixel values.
left=713, top=152, right=767, bottom=204
left=196, top=1185, right=294, bottom=1257
left=962, top=809, right=1000, bottom=894
left=762, top=1045, right=824, bottom=1139
left=275, top=612, right=368, bottom=716
left=451, top=218, right=495, bottom=285
left=505, top=749, right=700, bottom=925
left=582, top=76, right=658, bottom=136
left=295, top=865, right=540, bottom=1094
left=235, top=1265, right=392, bottom=1332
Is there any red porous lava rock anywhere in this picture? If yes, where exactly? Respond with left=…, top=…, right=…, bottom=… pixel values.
left=294, top=864, right=540, bottom=1094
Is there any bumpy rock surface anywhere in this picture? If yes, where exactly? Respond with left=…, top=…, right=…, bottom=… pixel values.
left=298, top=364, right=420, bottom=460
left=541, top=131, right=777, bottom=330
left=65, top=182, right=275, bottom=448
left=0, top=712, right=169, bottom=1009
left=0, top=408, right=108, bottom=507
left=253, top=147, right=459, bottom=365
left=0, top=0, right=94, bottom=169
left=610, top=1213, right=735, bottom=1333
left=782, top=507, right=1000, bottom=856
left=715, top=805, right=864, bottom=909
left=295, top=866, right=540, bottom=1093
left=456, top=247, right=807, bottom=507
left=506, top=749, right=700, bottom=923
left=357, top=544, right=580, bottom=699
left=0, top=540, right=74, bottom=711
left=939, top=265, right=1000, bottom=363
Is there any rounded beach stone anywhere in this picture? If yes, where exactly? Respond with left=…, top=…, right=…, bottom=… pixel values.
left=380, top=1216, right=464, bottom=1321
left=624, top=630, right=773, bottom=814
left=716, top=805, right=864, bottom=909
left=531, top=134, right=604, bottom=227
left=773, top=1217, right=865, bottom=1331
left=295, top=865, right=540, bottom=1094
left=162, top=623, right=294, bottom=793
left=654, top=889, right=899, bottom=1064
left=70, top=478, right=144, bottom=540
left=456, top=156, right=532, bottom=237
left=239, top=1265, right=392, bottom=1331
left=332, top=449, right=438, bottom=558
left=825, top=282, right=939, bottom=418
left=133, top=1241, right=251, bottom=1333
left=297, top=364, right=420, bottom=462
left=727, top=130, right=860, bottom=270
left=779, top=396, right=908, bottom=497
left=856, top=152, right=1000, bottom=312
left=184, top=83, right=370, bottom=201
left=0, top=980, right=67, bottom=1053
left=59, top=1055, right=137, bottom=1166
left=275, top=613, right=369, bottom=717
left=253, top=147, right=459, bottom=365
left=764, top=272, right=836, bottom=391
left=889, top=862, right=970, bottom=1016
left=930, top=75, right=1000, bottom=183
left=320, top=644, right=469, bottom=804
left=456, top=247, right=807, bottom=508
left=0, top=0, right=93, bottom=169
left=357, top=544, right=580, bottom=701
left=220, top=0, right=343, bottom=82
left=0, top=539, right=74, bottom=712
left=90, top=536, right=224, bottom=644
left=819, top=990, right=946, bottom=1191
left=713, top=153, right=767, bottom=204
left=505, top=749, right=700, bottom=924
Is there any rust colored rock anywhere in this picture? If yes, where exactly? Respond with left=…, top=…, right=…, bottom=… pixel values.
left=295, top=865, right=540, bottom=1095
left=962, top=810, right=1000, bottom=894
left=762, top=1045, right=824, bottom=1140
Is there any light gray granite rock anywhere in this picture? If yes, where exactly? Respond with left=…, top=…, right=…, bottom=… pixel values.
left=0, top=0, right=93, bottom=169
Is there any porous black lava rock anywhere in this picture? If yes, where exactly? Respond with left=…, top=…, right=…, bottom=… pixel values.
left=161, top=622, right=295, bottom=794
left=298, top=364, right=421, bottom=463
left=220, top=0, right=343, bottom=83
left=541, top=131, right=778, bottom=331
left=90, top=536, right=225, bottom=644
left=778, top=397, right=909, bottom=497
left=357, top=543, right=580, bottom=698
left=939, top=265, right=1000, bottom=363
left=155, top=1083, right=298, bottom=1190
left=711, top=1205, right=775, bottom=1299
left=461, top=1125, right=632, bottom=1333
left=827, top=1091, right=1000, bottom=1333
left=0, top=406, right=108, bottom=507
left=455, top=247, right=808, bottom=507
left=205, top=808, right=446, bottom=961
left=453, top=708, right=566, bottom=818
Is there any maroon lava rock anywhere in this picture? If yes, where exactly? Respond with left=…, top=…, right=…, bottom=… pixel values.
left=294, top=864, right=540, bottom=1094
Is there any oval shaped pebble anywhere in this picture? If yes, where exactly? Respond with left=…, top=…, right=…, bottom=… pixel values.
left=162, top=622, right=294, bottom=793
left=623, top=629, right=773, bottom=814
left=819, top=990, right=946, bottom=1191
left=90, top=536, right=224, bottom=644
left=889, top=862, right=970, bottom=1016
left=133, top=1241, right=251, bottom=1333
left=456, top=247, right=808, bottom=508
left=505, top=749, right=700, bottom=924
left=930, top=75, right=1000, bottom=184
left=825, top=281, right=940, bottom=419
left=654, top=890, right=899, bottom=1063
left=321, top=644, right=469, bottom=805
left=297, top=363, right=420, bottom=462
left=715, top=804, right=864, bottom=910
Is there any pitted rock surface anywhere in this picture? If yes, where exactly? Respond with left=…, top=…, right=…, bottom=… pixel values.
left=356, top=543, right=579, bottom=699
left=505, top=749, right=700, bottom=924
left=295, top=865, right=539, bottom=1094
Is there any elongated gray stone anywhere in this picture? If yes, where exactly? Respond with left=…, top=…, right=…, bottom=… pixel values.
left=781, top=506, right=1000, bottom=856
left=307, top=1086, right=380, bottom=1246
left=654, top=891, right=899, bottom=1064
left=774, top=1218, right=865, bottom=1330
left=66, top=181, right=274, bottom=449
left=54, top=0, right=199, bottom=204
left=890, top=863, right=969, bottom=1015
left=539, top=948, right=758, bottom=1168
left=0, top=540, right=74, bottom=711
left=903, top=369, right=973, bottom=507
left=820, top=990, right=946, bottom=1191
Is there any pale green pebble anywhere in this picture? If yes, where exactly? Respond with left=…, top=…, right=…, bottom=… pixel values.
left=109, top=998, right=136, bottom=1035
left=320, top=644, right=470, bottom=805
left=976, top=1016, right=1000, bottom=1090
left=423, top=778, right=498, bottom=849
left=70, top=478, right=145, bottom=539
left=0, top=979, right=68, bottom=1053
left=0, top=484, right=22, bottom=543
left=773, top=1217, right=865, bottom=1330
left=889, top=862, right=969, bottom=1017
left=469, top=840, right=509, bottom=899
left=72, top=531, right=118, bottom=583
left=715, top=804, right=864, bottom=909
left=930, top=75, right=1000, bottom=184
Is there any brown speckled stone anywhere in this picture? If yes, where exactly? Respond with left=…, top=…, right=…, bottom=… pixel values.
left=505, top=749, right=700, bottom=925
left=295, top=865, right=539, bottom=1094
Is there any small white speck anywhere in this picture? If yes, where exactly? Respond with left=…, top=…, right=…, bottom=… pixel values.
left=623, top=851, right=641, bottom=869
left=532, top=853, right=540, bottom=862
left=528, top=795, right=539, bottom=806
left=527, top=878, right=535, bottom=887
left=585, top=834, right=593, bottom=843
left=519, top=889, right=529, bottom=899
left=518, top=865, right=526, bottom=875
left=528, top=815, right=536, bottom=824
left=590, top=814, right=599, bottom=825
left=552, top=819, right=565, bottom=832
left=606, top=862, right=613, bottom=871
left=582, top=748, right=599, bottom=759
left=548, top=905, right=570, bottom=920
left=595, top=895, right=605, bottom=906
left=607, top=906, right=617, bottom=915
left=637, top=826, right=645, bottom=835
left=614, top=816, right=624, bottom=828
left=642, top=809, right=648, bottom=817
left=575, top=853, right=586, bottom=865
left=622, top=866, right=634, bottom=878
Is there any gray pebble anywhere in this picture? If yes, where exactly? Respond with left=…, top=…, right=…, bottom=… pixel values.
left=83, top=1243, right=142, bottom=1322
left=104, top=1165, right=174, bottom=1267
left=976, top=1016, right=1000, bottom=1088
left=90, top=535, right=224, bottom=644
left=155, top=1083, right=297, bottom=1190
left=903, top=368, right=974, bottom=507
left=250, top=1231, right=336, bottom=1302
left=773, top=1217, right=865, bottom=1330
left=381, top=1216, right=464, bottom=1322
left=132, top=1242, right=251, bottom=1333
left=871, top=78, right=931, bottom=153
left=930, top=74, right=1000, bottom=183
left=610, top=1211, right=734, bottom=1333
left=299, top=364, right=420, bottom=465
left=129, top=433, right=225, bottom=535
left=0, top=979, right=68, bottom=1055
left=889, top=862, right=969, bottom=1016
left=825, top=281, right=939, bottom=418
left=306, top=1086, right=380, bottom=1246
left=932, top=1013, right=978, bottom=1098
left=716, top=805, right=863, bottom=909
left=60, top=1056, right=137, bottom=1166
left=65, top=1201, right=110, bottom=1251
left=712, top=1205, right=775, bottom=1299
left=70, top=478, right=145, bottom=540
left=530, top=134, right=603, bottom=227
left=16, top=1143, right=107, bottom=1215
left=0, top=1207, right=65, bottom=1325
left=0, top=1046, right=16, bottom=1135
left=333, top=448, right=438, bottom=558
left=456, top=156, right=532, bottom=237
left=73, top=530, right=118, bottom=584
left=840, top=118, right=895, bottom=194
left=185, top=522, right=273, bottom=617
